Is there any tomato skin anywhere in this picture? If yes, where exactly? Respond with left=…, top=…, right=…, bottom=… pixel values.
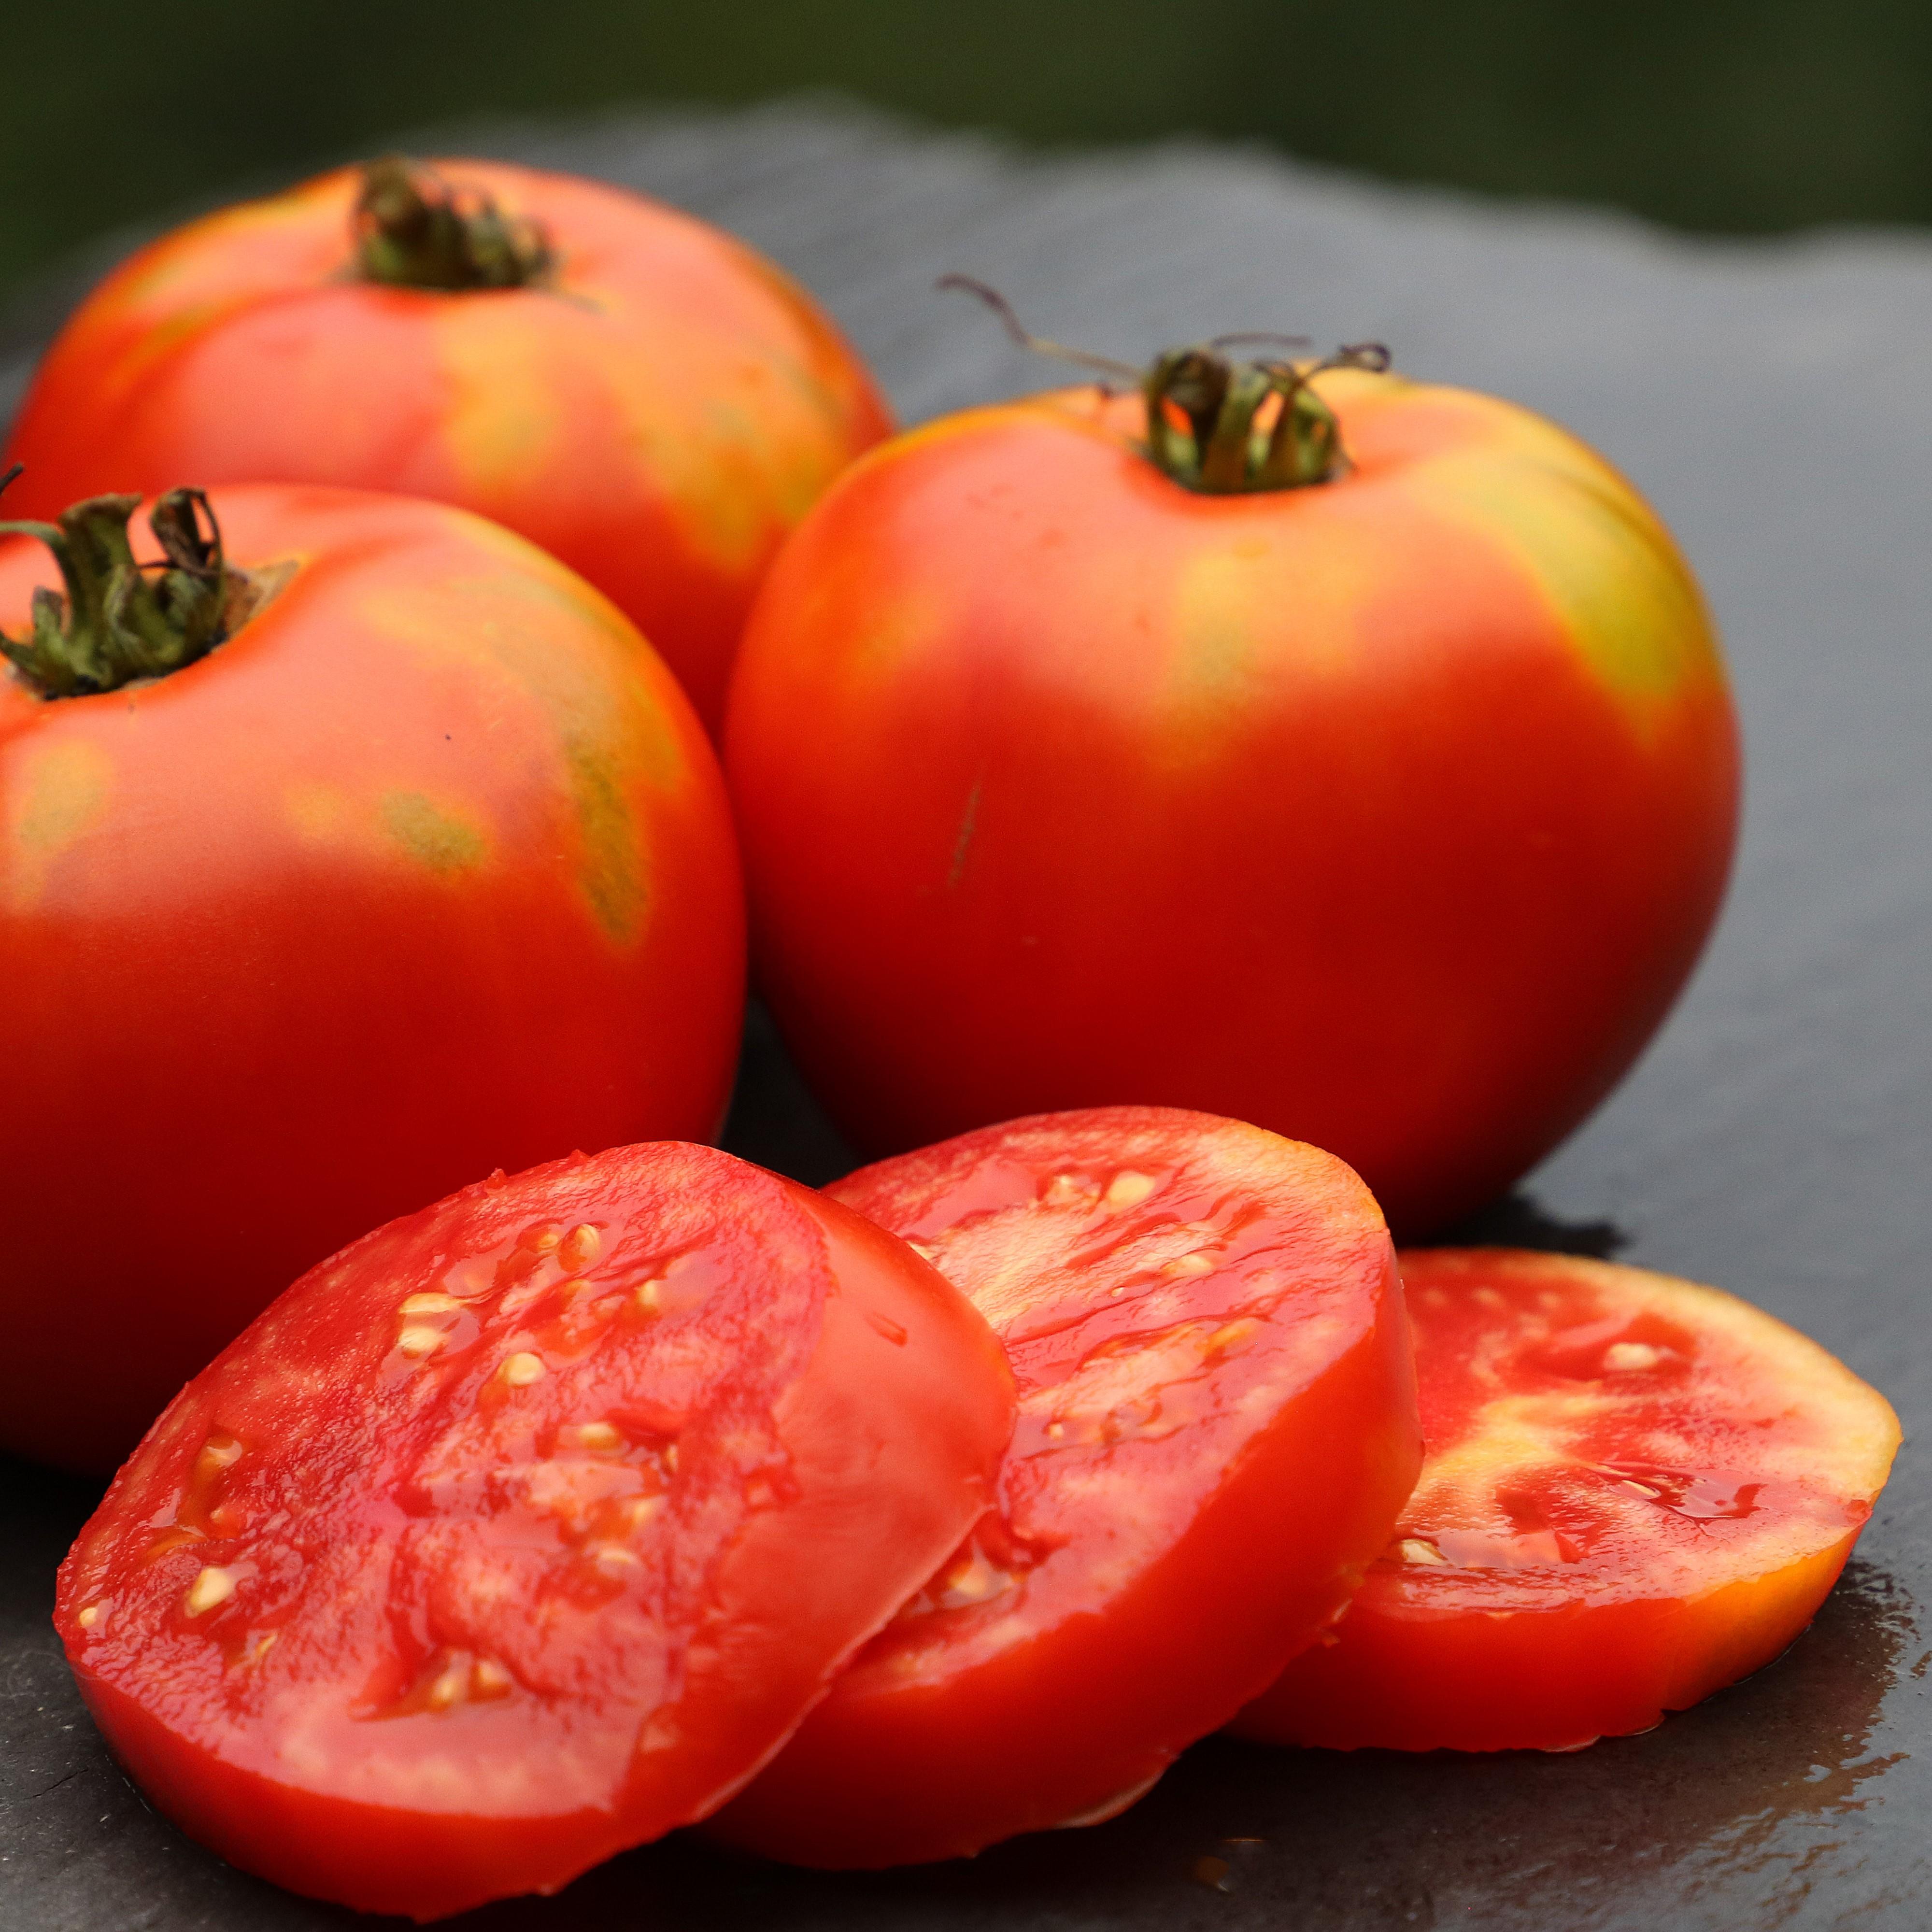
left=55, top=1143, right=1014, bottom=1919
left=2, top=160, right=893, bottom=734
left=1231, top=1249, right=1901, bottom=1753
left=711, top=1107, right=1421, bottom=1867
left=724, top=379, right=1739, bottom=1234
left=0, top=486, right=745, bottom=1473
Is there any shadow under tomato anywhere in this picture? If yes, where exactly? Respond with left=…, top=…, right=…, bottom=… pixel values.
left=720, top=998, right=864, bottom=1190
left=0, top=1427, right=1912, bottom=1929
left=450, top=1559, right=1911, bottom=1932
left=1436, top=1190, right=1629, bottom=1260
left=723, top=995, right=1637, bottom=1263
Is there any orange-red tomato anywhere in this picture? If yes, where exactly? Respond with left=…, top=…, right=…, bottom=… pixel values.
left=711, top=1107, right=1421, bottom=1867
left=2, top=159, right=893, bottom=733
left=1232, top=1248, right=1900, bottom=1753
left=0, top=486, right=744, bottom=1472
left=725, top=375, right=1740, bottom=1233
left=55, top=1143, right=1015, bottom=1919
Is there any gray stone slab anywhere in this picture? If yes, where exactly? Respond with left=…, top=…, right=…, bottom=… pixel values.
left=3, top=99, right=1928, bottom=1930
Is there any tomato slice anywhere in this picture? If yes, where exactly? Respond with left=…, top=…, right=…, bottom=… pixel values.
left=54, top=1143, right=1013, bottom=1920
left=1232, top=1247, right=1901, bottom=1753
left=710, top=1106, right=1421, bottom=1867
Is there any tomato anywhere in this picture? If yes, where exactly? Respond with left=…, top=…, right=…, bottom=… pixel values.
left=1231, top=1248, right=1900, bottom=1753
left=2, top=156, right=893, bottom=734
left=0, top=484, right=744, bottom=1472
left=54, top=1141, right=1014, bottom=1919
left=710, top=1106, right=1421, bottom=1867
left=724, top=362, right=1739, bottom=1234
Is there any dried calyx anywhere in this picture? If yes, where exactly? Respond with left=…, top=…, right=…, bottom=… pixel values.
left=0, top=469, right=279, bottom=699
left=937, top=274, right=1390, bottom=494
left=354, top=155, right=553, bottom=292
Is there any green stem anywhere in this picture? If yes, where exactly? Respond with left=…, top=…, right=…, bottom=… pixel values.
left=0, top=475, right=263, bottom=699
left=1139, top=341, right=1391, bottom=494
left=354, top=156, right=552, bottom=292
left=934, top=277, right=1391, bottom=496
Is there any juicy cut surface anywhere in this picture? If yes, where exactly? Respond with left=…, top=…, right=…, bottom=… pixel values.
left=56, top=1142, right=1012, bottom=1916
left=714, top=1106, right=1420, bottom=1866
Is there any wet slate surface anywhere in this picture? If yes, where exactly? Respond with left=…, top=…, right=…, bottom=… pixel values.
left=3, top=102, right=1929, bottom=1931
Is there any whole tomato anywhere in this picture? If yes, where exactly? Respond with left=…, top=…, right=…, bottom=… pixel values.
left=0, top=482, right=744, bottom=1471
left=725, top=342, right=1739, bottom=1235
left=2, top=157, right=893, bottom=735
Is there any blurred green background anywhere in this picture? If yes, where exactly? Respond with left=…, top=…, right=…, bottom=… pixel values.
left=6, top=0, right=1930, bottom=299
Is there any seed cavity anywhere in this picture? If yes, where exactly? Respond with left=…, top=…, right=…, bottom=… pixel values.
left=145, top=1525, right=207, bottom=1562
left=559, top=1224, right=602, bottom=1270
left=621, top=1495, right=665, bottom=1532
left=1604, top=1341, right=1663, bottom=1371
left=396, top=1325, right=444, bottom=1358
left=1206, top=1317, right=1261, bottom=1356
left=426, top=1658, right=469, bottom=1710
left=400, top=1292, right=461, bottom=1316
left=470, top=1658, right=513, bottom=1700
left=195, top=1435, right=245, bottom=1480
left=500, top=1352, right=545, bottom=1387
left=1043, top=1173, right=1087, bottom=1206
left=1104, top=1170, right=1158, bottom=1209
left=937, top=1548, right=1011, bottom=1608
left=184, top=1566, right=237, bottom=1617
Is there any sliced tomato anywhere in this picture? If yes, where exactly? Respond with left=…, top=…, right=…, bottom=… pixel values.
left=710, top=1106, right=1421, bottom=1867
left=1232, top=1248, right=1901, bottom=1753
left=54, top=1143, right=1013, bottom=1920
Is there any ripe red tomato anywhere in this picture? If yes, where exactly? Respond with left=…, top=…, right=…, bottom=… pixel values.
left=2, top=157, right=893, bottom=734
left=0, top=484, right=744, bottom=1473
left=710, top=1106, right=1421, bottom=1867
left=55, top=1142, right=1014, bottom=1919
left=1231, top=1248, right=1900, bottom=1753
left=724, top=368, right=1739, bottom=1233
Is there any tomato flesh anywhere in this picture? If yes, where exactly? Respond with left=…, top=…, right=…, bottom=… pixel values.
left=55, top=1144, right=1013, bottom=1919
left=1232, top=1248, right=1901, bottom=1753
left=711, top=1107, right=1421, bottom=1867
